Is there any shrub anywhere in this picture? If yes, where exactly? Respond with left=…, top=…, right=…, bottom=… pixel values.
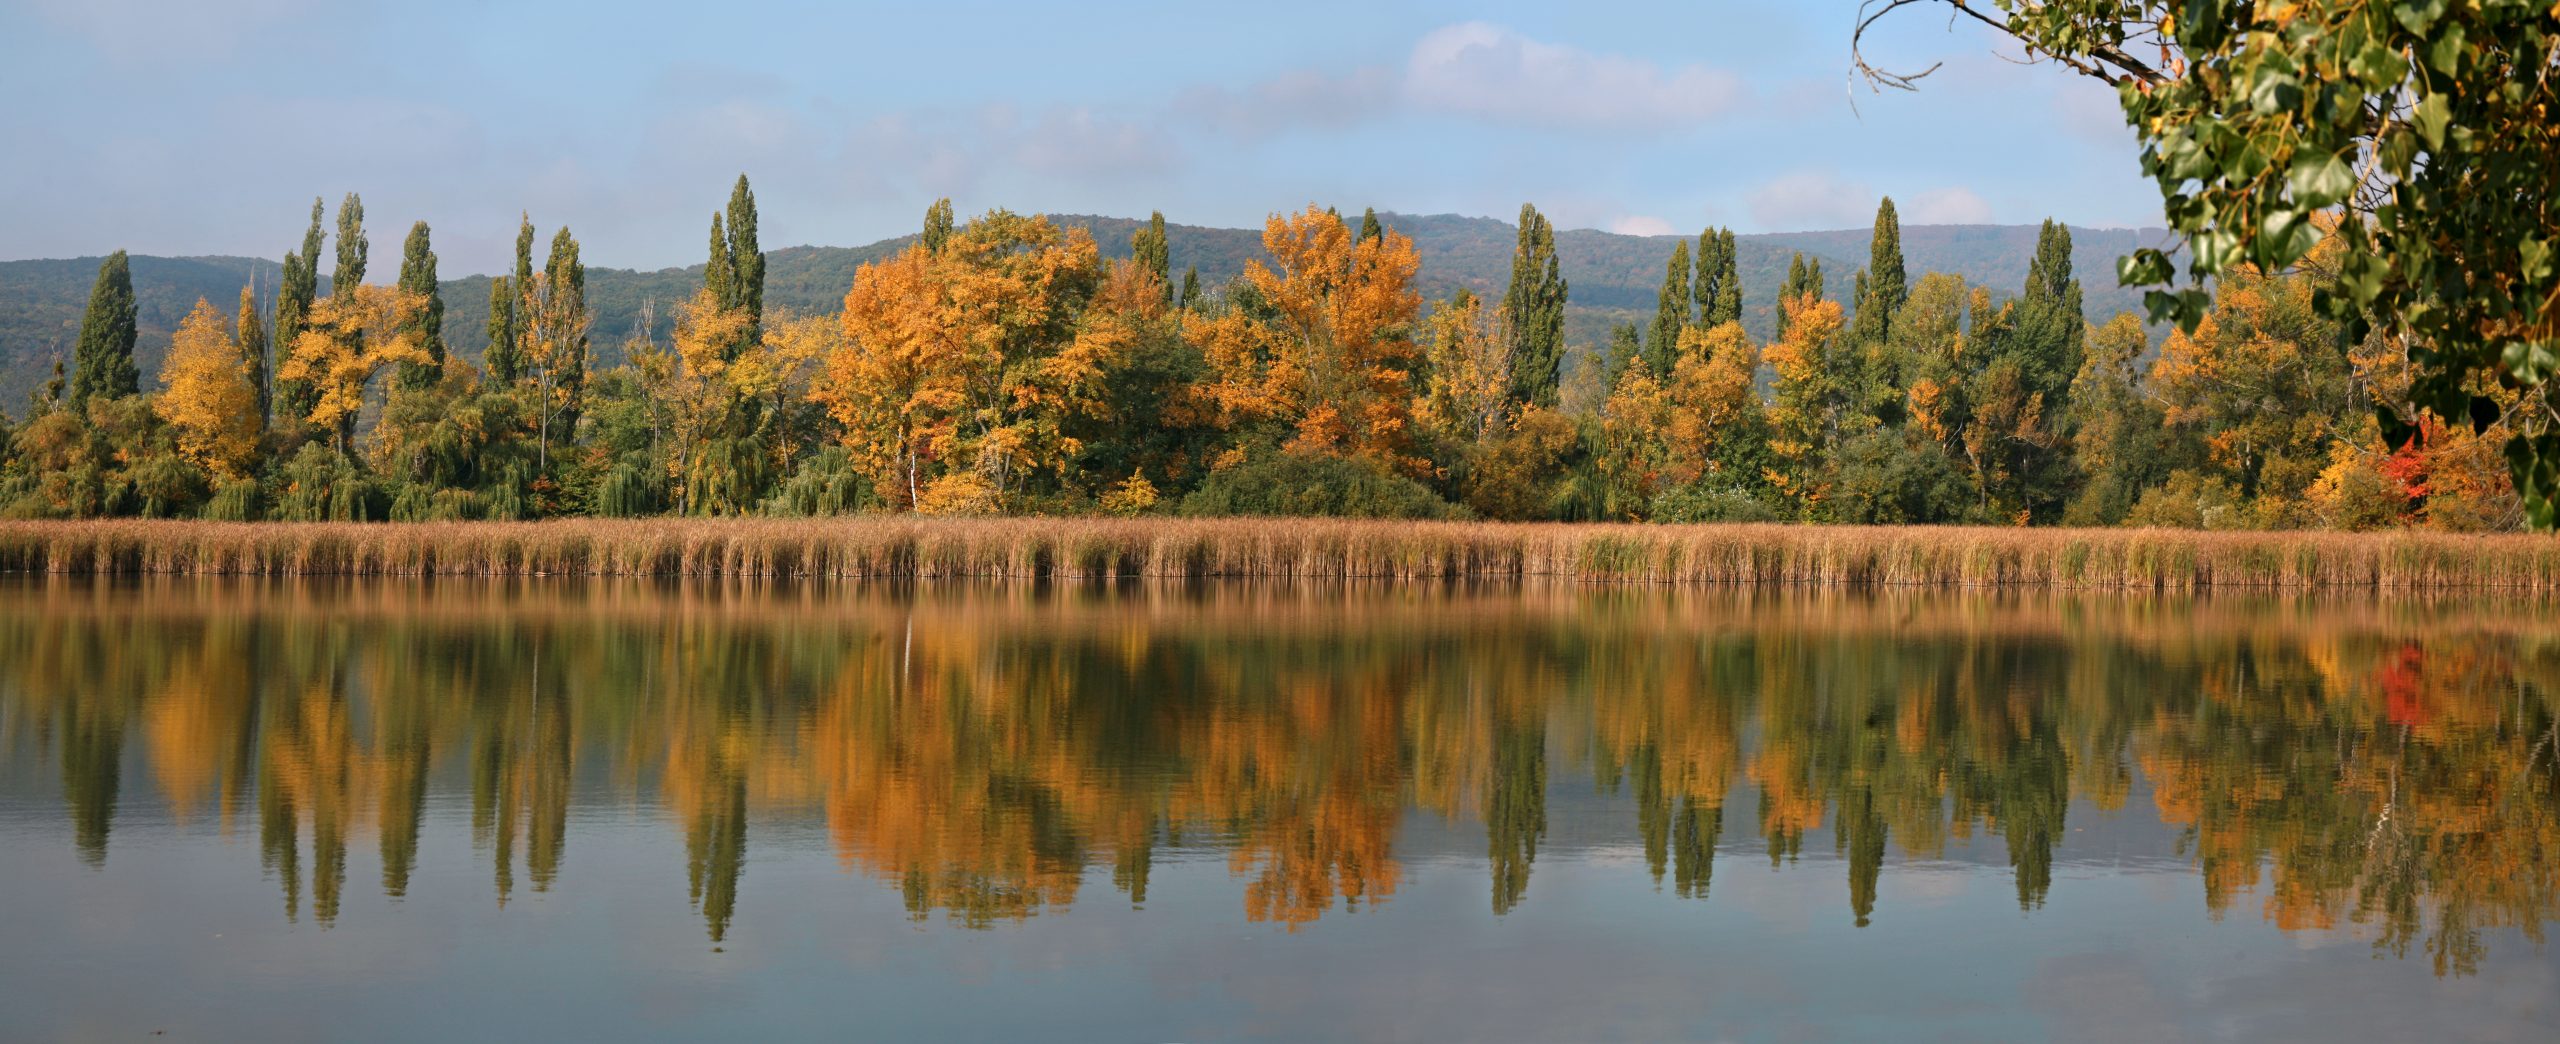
left=766, top=447, right=873, bottom=517
left=1650, top=483, right=1781, bottom=523
left=1177, top=450, right=1461, bottom=519
left=2124, top=470, right=2249, bottom=530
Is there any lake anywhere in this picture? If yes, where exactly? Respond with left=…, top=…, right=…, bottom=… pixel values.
left=3, top=577, right=2556, bottom=1041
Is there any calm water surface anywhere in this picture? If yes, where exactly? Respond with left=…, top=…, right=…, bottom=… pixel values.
left=3, top=578, right=2557, bottom=1041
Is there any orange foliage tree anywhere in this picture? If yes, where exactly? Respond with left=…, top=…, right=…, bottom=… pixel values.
left=1183, top=205, right=1426, bottom=475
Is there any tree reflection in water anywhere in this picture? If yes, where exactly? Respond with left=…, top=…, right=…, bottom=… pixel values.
left=2, top=578, right=2554, bottom=975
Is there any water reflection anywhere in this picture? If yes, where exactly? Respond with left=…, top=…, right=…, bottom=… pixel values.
left=3, top=579, right=2556, bottom=976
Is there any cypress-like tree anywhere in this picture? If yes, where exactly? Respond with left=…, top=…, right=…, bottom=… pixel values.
left=234, top=283, right=271, bottom=435
left=1853, top=197, right=1905, bottom=345
left=722, top=175, right=763, bottom=344
left=1500, top=203, right=1569, bottom=408
left=1131, top=211, right=1171, bottom=293
left=704, top=212, right=734, bottom=324
left=1357, top=207, right=1383, bottom=244
left=2012, top=219, right=2085, bottom=399
left=331, top=193, right=368, bottom=293
left=1691, top=227, right=1724, bottom=324
left=1177, top=266, right=1201, bottom=310
left=69, top=251, right=140, bottom=405
left=1709, top=229, right=1742, bottom=327
left=921, top=198, right=954, bottom=253
left=1648, top=240, right=1692, bottom=374
left=482, top=276, right=518, bottom=384
left=395, top=221, right=445, bottom=389
left=544, top=227, right=588, bottom=442
left=272, top=199, right=325, bottom=424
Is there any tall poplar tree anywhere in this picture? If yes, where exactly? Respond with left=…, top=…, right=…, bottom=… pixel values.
left=921, top=198, right=954, bottom=253
left=2011, top=219, right=2085, bottom=400
left=234, top=284, right=270, bottom=437
left=1691, top=227, right=1724, bottom=325
left=1647, top=239, right=1692, bottom=373
left=1708, top=229, right=1741, bottom=327
left=1500, top=203, right=1568, bottom=409
left=331, top=193, right=368, bottom=293
left=395, top=221, right=445, bottom=389
left=1131, top=211, right=1172, bottom=292
left=273, top=199, right=325, bottom=423
left=722, top=175, right=763, bottom=344
left=69, top=250, right=139, bottom=405
left=1852, top=197, right=1905, bottom=346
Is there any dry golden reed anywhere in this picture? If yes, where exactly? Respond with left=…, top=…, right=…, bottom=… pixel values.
left=2, top=517, right=2558, bottom=589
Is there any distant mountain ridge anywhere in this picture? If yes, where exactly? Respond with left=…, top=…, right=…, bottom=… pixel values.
left=0, top=214, right=2167, bottom=412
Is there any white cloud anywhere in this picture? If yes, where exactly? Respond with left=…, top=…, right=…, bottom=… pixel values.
left=1608, top=215, right=1676, bottom=237
left=1173, top=67, right=1397, bottom=138
left=1904, top=186, right=1994, bottom=224
left=1747, top=170, right=1877, bottom=231
left=1403, top=23, right=1744, bottom=132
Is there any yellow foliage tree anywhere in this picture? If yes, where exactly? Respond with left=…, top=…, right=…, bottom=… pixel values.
left=1417, top=289, right=1510, bottom=447
left=817, top=211, right=1107, bottom=512
left=1763, top=294, right=1846, bottom=509
left=153, top=297, right=263, bottom=477
left=278, top=284, right=431, bottom=455
left=1184, top=205, right=1425, bottom=474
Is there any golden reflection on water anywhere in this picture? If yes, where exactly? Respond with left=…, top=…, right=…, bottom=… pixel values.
left=3, top=577, right=2557, bottom=974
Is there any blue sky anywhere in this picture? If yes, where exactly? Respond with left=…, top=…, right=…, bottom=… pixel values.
left=0, top=0, right=2159, bottom=275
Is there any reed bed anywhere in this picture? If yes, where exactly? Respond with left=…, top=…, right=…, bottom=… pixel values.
left=3, top=517, right=2558, bottom=590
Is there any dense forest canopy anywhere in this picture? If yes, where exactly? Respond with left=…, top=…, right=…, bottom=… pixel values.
left=0, top=180, right=2523, bottom=530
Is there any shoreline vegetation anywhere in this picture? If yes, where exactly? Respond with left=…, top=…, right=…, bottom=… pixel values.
left=4, top=518, right=2557, bottom=590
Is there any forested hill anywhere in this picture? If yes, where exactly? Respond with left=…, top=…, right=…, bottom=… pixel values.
left=0, top=215, right=2163, bottom=411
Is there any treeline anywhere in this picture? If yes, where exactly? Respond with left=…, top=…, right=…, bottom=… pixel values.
left=0, top=178, right=2522, bottom=530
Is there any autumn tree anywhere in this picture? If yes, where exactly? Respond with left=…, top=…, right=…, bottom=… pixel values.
left=153, top=298, right=263, bottom=477
left=278, top=284, right=432, bottom=455
left=1184, top=205, right=1426, bottom=476
left=69, top=251, right=139, bottom=406
left=1418, top=289, right=1510, bottom=448
left=513, top=228, right=590, bottom=473
left=821, top=211, right=1110, bottom=512
left=1500, top=204, right=1568, bottom=409
left=1765, top=293, right=1849, bottom=512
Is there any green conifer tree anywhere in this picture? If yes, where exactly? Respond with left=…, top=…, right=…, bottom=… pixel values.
left=1648, top=239, right=1692, bottom=373
left=1500, top=204, right=1569, bottom=408
left=69, top=250, right=139, bottom=405
left=272, top=199, right=325, bottom=424
left=723, top=175, right=763, bottom=344
left=1131, top=211, right=1172, bottom=293
left=331, top=193, right=367, bottom=293
left=395, top=221, right=445, bottom=389
left=921, top=198, right=954, bottom=253
left=1357, top=207, right=1383, bottom=244
left=234, top=283, right=270, bottom=437
left=1710, top=229, right=1742, bottom=327
left=1692, top=227, right=1724, bottom=324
